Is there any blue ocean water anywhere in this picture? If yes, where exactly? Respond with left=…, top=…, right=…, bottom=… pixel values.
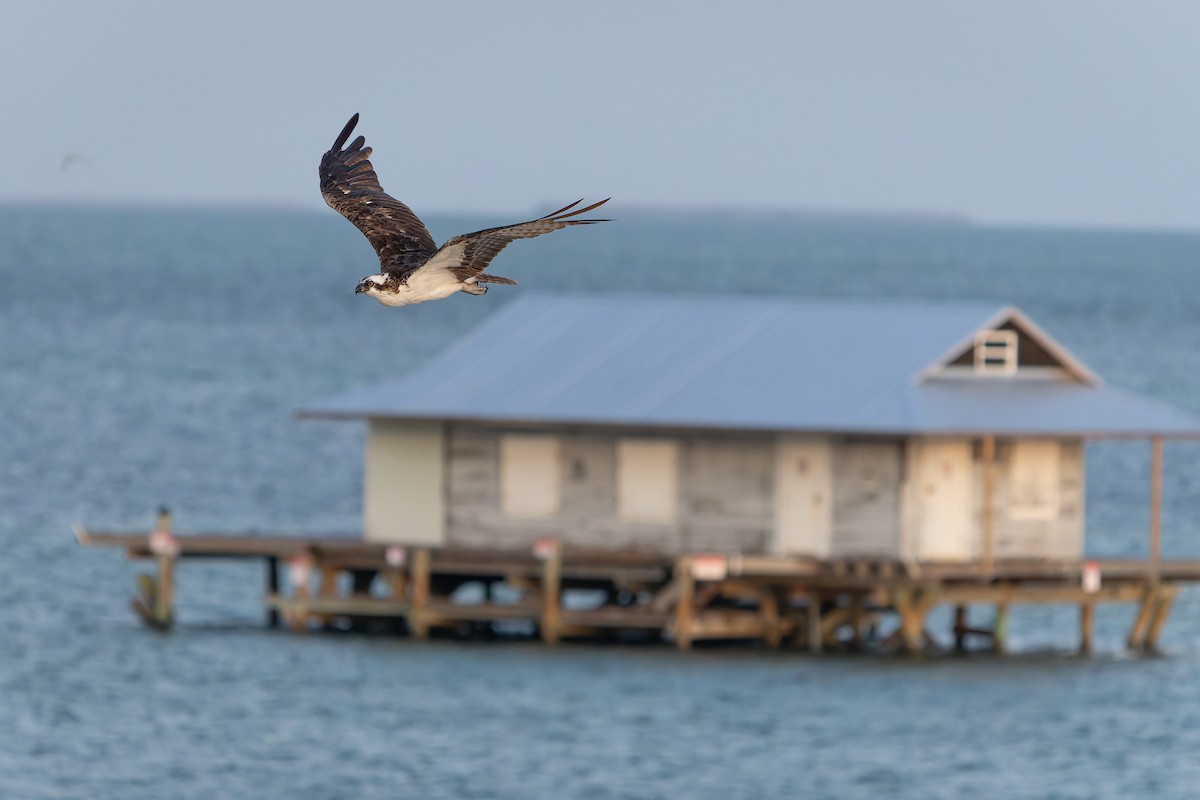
left=3, top=205, right=1200, bottom=798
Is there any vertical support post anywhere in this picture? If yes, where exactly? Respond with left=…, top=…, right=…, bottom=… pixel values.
left=383, top=567, right=407, bottom=601
left=265, top=556, right=280, bottom=628
left=1079, top=601, right=1095, bottom=654
left=849, top=594, right=866, bottom=651
left=410, top=548, right=431, bottom=640
left=993, top=602, right=1009, bottom=654
left=761, top=588, right=782, bottom=649
left=318, top=565, right=338, bottom=598
left=1150, top=435, right=1163, bottom=580
left=286, top=552, right=313, bottom=634
left=1145, top=584, right=1179, bottom=652
left=953, top=604, right=968, bottom=653
left=155, top=555, right=175, bottom=627
left=980, top=435, right=996, bottom=577
left=1126, top=584, right=1158, bottom=650
left=540, top=538, right=562, bottom=645
left=896, top=587, right=928, bottom=654
left=892, top=587, right=910, bottom=653
left=310, top=564, right=337, bottom=629
left=382, top=544, right=408, bottom=602
left=147, top=507, right=177, bottom=631
left=674, top=556, right=694, bottom=650
left=806, top=591, right=823, bottom=653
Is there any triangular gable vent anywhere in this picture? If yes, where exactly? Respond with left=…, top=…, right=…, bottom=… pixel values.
left=917, top=307, right=1100, bottom=385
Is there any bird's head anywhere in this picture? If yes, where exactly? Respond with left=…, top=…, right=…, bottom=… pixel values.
left=355, top=275, right=387, bottom=296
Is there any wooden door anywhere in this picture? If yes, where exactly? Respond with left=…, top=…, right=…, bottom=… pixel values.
left=774, top=438, right=832, bottom=557
left=365, top=421, right=447, bottom=546
left=909, top=438, right=974, bottom=562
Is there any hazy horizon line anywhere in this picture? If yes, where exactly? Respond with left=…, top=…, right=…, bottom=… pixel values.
left=5, top=196, right=1200, bottom=237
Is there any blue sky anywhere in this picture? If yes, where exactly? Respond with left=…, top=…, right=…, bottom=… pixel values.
left=5, top=1, right=1200, bottom=229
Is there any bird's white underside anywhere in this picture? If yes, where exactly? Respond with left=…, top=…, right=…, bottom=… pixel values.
left=362, top=244, right=471, bottom=307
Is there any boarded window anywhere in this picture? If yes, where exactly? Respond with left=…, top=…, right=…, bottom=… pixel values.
left=499, top=435, right=560, bottom=517
left=617, top=439, right=679, bottom=523
left=1008, top=440, right=1060, bottom=520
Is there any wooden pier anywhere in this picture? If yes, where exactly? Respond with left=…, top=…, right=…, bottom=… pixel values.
left=75, top=515, right=1199, bottom=655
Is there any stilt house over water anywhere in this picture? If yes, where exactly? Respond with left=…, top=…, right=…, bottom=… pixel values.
left=301, top=293, right=1200, bottom=567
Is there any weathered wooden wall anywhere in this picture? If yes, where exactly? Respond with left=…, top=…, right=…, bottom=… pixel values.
left=445, top=426, right=774, bottom=553
left=427, top=424, right=1086, bottom=562
left=984, top=439, right=1085, bottom=561
left=682, top=437, right=774, bottom=552
left=829, top=441, right=903, bottom=558
left=900, top=437, right=1086, bottom=563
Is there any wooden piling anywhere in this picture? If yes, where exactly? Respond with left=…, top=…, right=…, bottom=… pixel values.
left=1150, top=436, right=1163, bottom=580
left=316, top=564, right=340, bottom=629
left=265, top=556, right=280, bottom=628
left=896, top=588, right=929, bottom=654
left=318, top=566, right=338, bottom=598
left=760, top=588, right=783, bottom=649
left=674, top=557, right=694, bottom=650
left=153, top=555, right=175, bottom=629
left=133, top=508, right=177, bottom=632
left=953, top=604, right=968, bottom=653
left=993, top=602, right=1009, bottom=653
left=806, top=592, right=823, bottom=653
left=382, top=566, right=407, bottom=602
left=1144, top=584, right=1179, bottom=652
left=540, top=538, right=562, bottom=644
left=410, top=548, right=431, bottom=640
left=1126, top=585, right=1158, bottom=650
left=1080, top=601, right=1095, bottom=654
left=849, top=595, right=866, bottom=650
left=285, top=553, right=313, bottom=634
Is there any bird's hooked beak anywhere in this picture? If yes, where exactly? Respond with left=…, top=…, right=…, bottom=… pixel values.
left=355, top=280, right=369, bottom=295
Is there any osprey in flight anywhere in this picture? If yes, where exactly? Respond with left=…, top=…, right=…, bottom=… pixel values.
left=319, top=113, right=609, bottom=306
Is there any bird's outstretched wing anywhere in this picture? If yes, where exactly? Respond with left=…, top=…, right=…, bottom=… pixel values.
left=319, top=113, right=438, bottom=275
left=434, top=198, right=611, bottom=283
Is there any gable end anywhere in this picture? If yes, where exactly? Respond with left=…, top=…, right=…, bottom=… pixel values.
left=917, top=308, right=1100, bottom=385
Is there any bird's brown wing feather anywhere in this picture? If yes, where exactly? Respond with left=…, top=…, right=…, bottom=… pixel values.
left=437, top=198, right=610, bottom=282
left=319, top=113, right=437, bottom=276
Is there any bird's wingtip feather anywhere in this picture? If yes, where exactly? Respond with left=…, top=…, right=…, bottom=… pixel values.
left=553, top=197, right=610, bottom=220
left=331, top=113, right=361, bottom=152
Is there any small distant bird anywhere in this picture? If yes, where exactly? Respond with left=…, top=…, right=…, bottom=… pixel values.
left=319, top=113, right=609, bottom=306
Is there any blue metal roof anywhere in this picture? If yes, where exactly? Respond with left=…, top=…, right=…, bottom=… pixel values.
left=301, top=292, right=1200, bottom=438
